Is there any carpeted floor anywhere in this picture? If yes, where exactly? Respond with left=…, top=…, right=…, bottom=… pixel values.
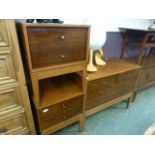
left=55, top=86, right=155, bottom=135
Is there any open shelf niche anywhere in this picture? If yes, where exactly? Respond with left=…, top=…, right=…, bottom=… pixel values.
left=38, top=71, right=83, bottom=108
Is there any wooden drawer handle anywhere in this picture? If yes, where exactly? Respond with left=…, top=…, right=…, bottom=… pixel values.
left=60, top=54, right=65, bottom=59
left=60, top=35, right=65, bottom=40
left=125, top=82, right=129, bottom=86
left=102, top=81, right=106, bottom=85
left=127, top=73, right=132, bottom=77
left=100, top=91, right=104, bottom=95
left=62, top=115, right=67, bottom=120
left=43, top=108, right=49, bottom=113
left=62, top=104, right=66, bottom=109
left=146, top=73, right=150, bottom=80
left=0, top=127, right=7, bottom=134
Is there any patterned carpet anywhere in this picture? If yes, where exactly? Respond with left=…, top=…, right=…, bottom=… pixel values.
left=55, top=86, right=155, bottom=135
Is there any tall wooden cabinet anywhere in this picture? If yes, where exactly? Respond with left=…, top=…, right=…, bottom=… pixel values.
left=0, top=20, right=36, bottom=134
left=18, top=23, right=90, bottom=134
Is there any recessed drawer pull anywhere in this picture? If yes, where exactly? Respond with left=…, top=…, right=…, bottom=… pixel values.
left=102, top=81, right=106, bottom=85
left=100, top=91, right=104, bottom=95
left=0, top=127, right=7, bottom=134
left=146, top=73, right=150, bottom=80
left=127, top=73, right=132, bottom=77
left=62, top=104, right=66, bottom=109
left=62, top=115, right=67, bottom=120
left=60, top=35, right=65, bottom=40
left=43, top=108, right=49, bottom=113
left=126, top=82, right=129, bottom=86
left=60, top=54, right=65, bottom=59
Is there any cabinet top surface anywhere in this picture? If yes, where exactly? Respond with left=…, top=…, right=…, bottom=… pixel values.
left=86, top=59, right=141, bottom=81
left=119, top=27, right=155, bottom=32
left=18, top=22, right=90, bottom=28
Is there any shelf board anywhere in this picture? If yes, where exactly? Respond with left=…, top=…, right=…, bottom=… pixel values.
left=86, top=59, right=140, bottom=81
left=39, top=76, right=83, bottom=108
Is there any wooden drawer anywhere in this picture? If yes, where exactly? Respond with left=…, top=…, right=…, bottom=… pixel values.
left=38, top=96, right=83, bottom=131
left=86, top=70, right=138, bottom=110
left=136, top=66, right=155, bottom=89
left=10, top=127, right=29, bottom=135
left=116, top=70, right=138, bottom=91
left=27, top=27, right=88, bottom=69
left=0, top=84, right=21, bottom=111
left=0, top=51, right=16, bottom=84
left=0, top=112, right=27, bottom=135
left=87, top=75, right=115, bottom=102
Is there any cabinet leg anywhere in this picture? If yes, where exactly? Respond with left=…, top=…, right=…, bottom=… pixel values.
left=127, top=96, right=133, bottom=108
left=79, top=114, right=85, bottom=132
left=132, top=92, right=137, bottom=102
left=126, top=92, right=137, bottom=108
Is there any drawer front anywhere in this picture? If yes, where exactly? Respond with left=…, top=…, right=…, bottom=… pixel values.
left=0, top=113, right=27, bottom=135
left=86, top=70, right=138, bottom=110
left=27, top=27, right=88, bottom=69
left=136, top=66, right=155, bottom=89
left=0, top=85, right=21, bottom=111
left=38, top=96, right=83, bottom=131
left=0, top=51, right=16, bottom=84
left=87, top=75, right=116, bottom=102
left=0, top=20, right=9, bottom=47
left=10, top=128, right=29, bottom=135
left=116, top=70, right=138, bottom=92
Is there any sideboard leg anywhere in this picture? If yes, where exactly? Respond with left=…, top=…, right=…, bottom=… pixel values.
left=79, top=114, right=85, bottom=132
left=132, top=92, right=137, bottom=102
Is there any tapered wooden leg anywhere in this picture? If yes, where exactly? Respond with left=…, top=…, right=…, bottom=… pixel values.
left=79, top=114, right=85, bottom=132
left=132, top=92, right=137, bottom=102
left=126, top=96, right=133, bottom=108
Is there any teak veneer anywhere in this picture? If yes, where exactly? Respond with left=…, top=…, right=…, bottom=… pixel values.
left=18, top=23, right=90, bottom=134
left=85, top=59, right=141, bottom=116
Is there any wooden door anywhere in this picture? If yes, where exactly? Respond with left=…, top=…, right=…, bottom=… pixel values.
left=0, top=20, right=9, bottom=47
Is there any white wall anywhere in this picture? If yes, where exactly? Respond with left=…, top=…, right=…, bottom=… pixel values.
left=17, top=19, right=154, bottom=32
left=64, top=19, right=154, bottom=31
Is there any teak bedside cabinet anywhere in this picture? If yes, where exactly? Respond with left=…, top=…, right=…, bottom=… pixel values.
left=18, top=23, right=90, bottom=134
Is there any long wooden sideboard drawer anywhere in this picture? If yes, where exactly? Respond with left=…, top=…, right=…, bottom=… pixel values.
left=86, top=69, right=138, bottom=111
left=87, top=75, right=115, bottom=103
left=0, top=84, right=21, bottom=111
left=0, top=112, right=27, bottom=135
left=37, top=96, right=83, bottom=132
left=27, top=26, right=89, bottom=69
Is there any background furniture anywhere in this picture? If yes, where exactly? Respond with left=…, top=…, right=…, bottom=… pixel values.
left=18, top=23, right=90, bottom=134
left=120, top=28, right=155, bottom=98
left=85, top=59, right=140, bottom=116
left=0, top=20, right=36, bottom=134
